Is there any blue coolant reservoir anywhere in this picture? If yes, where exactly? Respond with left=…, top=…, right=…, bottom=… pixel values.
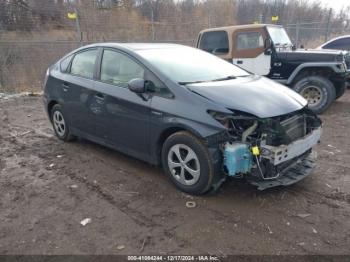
left=223, top=143, right=252, bottom=176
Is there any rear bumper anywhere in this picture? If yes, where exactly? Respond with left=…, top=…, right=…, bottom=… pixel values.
left=247, top=151, right=316, bottom=190
left=42, top=95, right=49, bottom=117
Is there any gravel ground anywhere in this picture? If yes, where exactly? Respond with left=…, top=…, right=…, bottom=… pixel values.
left=0, top=92, right=349, bottom=255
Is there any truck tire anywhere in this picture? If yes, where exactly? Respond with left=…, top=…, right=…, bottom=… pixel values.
left=292, top=76, right=335, bottom=114
left=335, top=82, right=346, bottom=100
left=161, top=131, right=217, bottom=195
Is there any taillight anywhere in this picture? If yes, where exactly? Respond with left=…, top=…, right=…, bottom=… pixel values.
left=43, top=68, right=50, bottom=90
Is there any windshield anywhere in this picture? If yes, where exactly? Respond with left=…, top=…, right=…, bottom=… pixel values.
left=136, top=46, right=250, bottom=84
left=267, top=26, right=292, bottom=46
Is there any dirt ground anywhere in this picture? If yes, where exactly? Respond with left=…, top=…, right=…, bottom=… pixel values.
left=0, top=92, right=350, bottom=256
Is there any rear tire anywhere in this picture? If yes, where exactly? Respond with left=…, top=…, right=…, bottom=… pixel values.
left=161, top=131, right=216, bottom=195
left=292, top=76, right=335, bottom=114
left=51, top=104, right=75, bottom=142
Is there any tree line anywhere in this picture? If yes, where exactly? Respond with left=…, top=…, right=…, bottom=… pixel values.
left=0, top=0, right=349, bottom=44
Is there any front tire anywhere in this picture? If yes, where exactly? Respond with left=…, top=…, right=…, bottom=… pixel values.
left=292, top=76, right=335, bottom=114
left=51, top=104, right=75, bottom=142
left=161, top=131, right=216, bottom=195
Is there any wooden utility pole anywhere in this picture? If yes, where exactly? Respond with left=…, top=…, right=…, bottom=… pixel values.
left=73, top=6, right=82, bottom=46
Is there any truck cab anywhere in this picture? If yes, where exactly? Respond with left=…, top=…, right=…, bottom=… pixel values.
left=197, top=24, right=348, bottom=114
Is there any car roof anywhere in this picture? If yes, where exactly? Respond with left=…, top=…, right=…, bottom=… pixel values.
left=80, top=42, right=186, bottom=51
left=199, top=24, right=282, bottom=34
left=318, top=35, right=350, bottom=48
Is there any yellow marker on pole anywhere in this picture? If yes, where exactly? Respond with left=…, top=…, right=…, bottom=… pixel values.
left=271, top=16, right=279, bottom=22
left=251, top=146, right=260, bottom=156
left=67, top=12, right=77, bottom=20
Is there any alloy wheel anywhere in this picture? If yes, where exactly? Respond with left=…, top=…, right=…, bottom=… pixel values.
left=167, top=144, right=201, bottom=186
left=53, top=110, right=66, bottom=137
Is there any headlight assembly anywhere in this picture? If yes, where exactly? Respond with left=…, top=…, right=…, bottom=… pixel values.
left=207, top=110, right=232, bottom=128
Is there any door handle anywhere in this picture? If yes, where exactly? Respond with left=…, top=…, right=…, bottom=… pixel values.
left=151, top=110, right=163, bottom=116
left=237, top=60, right=243, bottom=64
left=62, top=82, right=69, bottom=91
left=94, top=93, right=105, bottom=100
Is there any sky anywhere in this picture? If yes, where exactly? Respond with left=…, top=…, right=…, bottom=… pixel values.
left=317, top=0, right=350, bottom=13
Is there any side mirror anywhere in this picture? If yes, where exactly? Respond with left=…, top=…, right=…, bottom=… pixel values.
left=300, top=44, right=304, bottom=49
left=264, top=38, right=272, bottom=49
left=128, top=78, right=145, bottom=94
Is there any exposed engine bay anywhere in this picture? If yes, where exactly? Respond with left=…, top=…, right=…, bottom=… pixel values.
left=209, top=108, right=322, bottom=190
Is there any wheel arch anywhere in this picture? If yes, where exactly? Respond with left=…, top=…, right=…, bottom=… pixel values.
left=154, top=119, right=222, bottom=165
left=155, top=125, right=202, bottom=165
left=47, top=100, right=59, bottom=122
left=287, top=63, right=343, bottom=85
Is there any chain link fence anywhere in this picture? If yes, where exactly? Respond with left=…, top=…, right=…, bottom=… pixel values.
left=0, top=39, right=197, bottom=94
left=0, top=1, right=348, bottom=93
left=286, top=23, right=350, bottom=48
left=0, top=41, right=78, bottom=93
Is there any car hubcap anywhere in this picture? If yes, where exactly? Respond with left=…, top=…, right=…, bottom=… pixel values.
left=167, top=144, right=200, bottom=186
left=301, top=86, right=323, bottom=106
left=53, top=111, right=66, bottom=137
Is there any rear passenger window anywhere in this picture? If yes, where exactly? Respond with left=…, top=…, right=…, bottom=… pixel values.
left=101, top=49, right=144, bottom=88
left=324, top=38, right=350, bottom=51
left=236, top=32, right=264, bottom=50
left=199, top=31, right=229, bottom=54
left=70, top=49, right=98, bottom=79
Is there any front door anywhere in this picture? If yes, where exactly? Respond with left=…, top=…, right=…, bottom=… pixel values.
left=94, top=48, right=151, bottom=160
left=232, top=29, right=271, bottom=76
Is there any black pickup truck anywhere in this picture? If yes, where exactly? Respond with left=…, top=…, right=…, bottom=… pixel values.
left=197, top=24, right=348, bottom=113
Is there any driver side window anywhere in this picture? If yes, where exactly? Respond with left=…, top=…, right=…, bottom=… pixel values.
left=101, top=49, right=144, bottom=88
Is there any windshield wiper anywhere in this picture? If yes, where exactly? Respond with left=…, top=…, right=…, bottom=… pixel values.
left=178, top=80, right=206, bottom=85
left=209, top=75, right=237, bottom=82
left=178, top=75, right=237, bottom=85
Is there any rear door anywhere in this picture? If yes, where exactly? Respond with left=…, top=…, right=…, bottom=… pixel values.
left=232, top=29, right=271, bottom=75
left=61, top=48, right=100, bottom=136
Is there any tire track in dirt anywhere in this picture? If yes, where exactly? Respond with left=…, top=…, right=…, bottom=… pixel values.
left=62, top=168, right=159, bottom=228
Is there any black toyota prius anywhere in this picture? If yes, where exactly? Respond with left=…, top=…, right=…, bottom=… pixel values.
left=43, top=43, right=322, bottom=195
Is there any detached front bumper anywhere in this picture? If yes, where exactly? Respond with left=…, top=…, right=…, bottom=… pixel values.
left=247, top=151, right=316, bottom=190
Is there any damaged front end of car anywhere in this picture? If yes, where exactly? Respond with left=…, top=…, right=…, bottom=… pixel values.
left=207, top=108, right=322, bottom=190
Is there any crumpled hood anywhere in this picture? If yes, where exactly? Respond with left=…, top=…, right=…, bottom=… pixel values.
left=187, top=75, right=307, bottom=118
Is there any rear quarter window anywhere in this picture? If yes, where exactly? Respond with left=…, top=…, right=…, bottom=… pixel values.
left=60, top=55, right=73, bottom=73
left=199, top=31, right=229, bottom=54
